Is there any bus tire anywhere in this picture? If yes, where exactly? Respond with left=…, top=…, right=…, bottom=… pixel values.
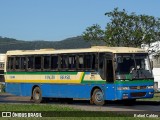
left=91, top=89, right=105, bottom=106
left=32, top=87, right=43, bottom=103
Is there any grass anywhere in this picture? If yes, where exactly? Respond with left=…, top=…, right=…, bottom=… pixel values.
left=0, top=104, right=76, bottom=111
left=0, top=104, right=159, bottom=120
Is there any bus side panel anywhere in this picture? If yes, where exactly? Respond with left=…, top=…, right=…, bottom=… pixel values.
left=105, top=84, right=116, bottom=100
left=41, top=84, right=93, bottom=99
left=6, top=83, right=107, bottom=99
left=16, top=83, right=90, bottom=97
left=5, top=83, right=21, bottom=96
left=41, top=84, right=107, bottom=99
left=21, top=83, right=34, bottom=96
left=5, top=83, right=33, bottom=96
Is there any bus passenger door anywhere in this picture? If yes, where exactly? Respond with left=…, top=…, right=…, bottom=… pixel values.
left=105, top=59, right=114, bottom=82
left=105, top=54, right=115, bottom=100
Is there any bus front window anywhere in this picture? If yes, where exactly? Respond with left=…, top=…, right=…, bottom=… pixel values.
left=116, top=55, right=134, bottom=74
left=116, top=53, right=153, bottom=80
left=134, top=54, right=150, bottom=71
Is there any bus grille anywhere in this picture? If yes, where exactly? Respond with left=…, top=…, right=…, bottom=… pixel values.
left=130, top=86, right=146, bottom=90
left=130, top=92, right=146, bottom=97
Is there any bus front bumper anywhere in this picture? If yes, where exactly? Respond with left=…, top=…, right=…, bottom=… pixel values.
left=115, top=89, right=154, bottom=100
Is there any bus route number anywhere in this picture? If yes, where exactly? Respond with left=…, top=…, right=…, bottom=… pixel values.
left=60, top=75, right=70, bottom=80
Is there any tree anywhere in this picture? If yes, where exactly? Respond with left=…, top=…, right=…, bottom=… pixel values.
left=82, top=24, right=104, bottom=45
left=83, top=8, right=160, bottom=47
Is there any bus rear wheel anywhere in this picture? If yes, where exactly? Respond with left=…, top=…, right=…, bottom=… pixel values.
left=91, top=89, right=105, bottom=106
left=32, top=87, right=43, bottom=103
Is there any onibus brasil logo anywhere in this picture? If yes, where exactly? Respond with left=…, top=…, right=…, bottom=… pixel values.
left=2, top=112, right=42, bottom=118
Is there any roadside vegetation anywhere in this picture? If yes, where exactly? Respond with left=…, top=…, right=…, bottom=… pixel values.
left=0, top=83, right=5, bottom=93
left=83, top=8, right=160, bottom=48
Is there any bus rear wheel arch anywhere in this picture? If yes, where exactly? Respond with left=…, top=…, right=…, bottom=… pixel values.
left=90, top=88, right=105, bottom=106
left=32, top=86, right=43, bottom=103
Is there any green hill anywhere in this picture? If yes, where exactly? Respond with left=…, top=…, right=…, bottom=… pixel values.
left=0, top=36, right=106, bottom=53
left=0, top=36, right=105, bottom=53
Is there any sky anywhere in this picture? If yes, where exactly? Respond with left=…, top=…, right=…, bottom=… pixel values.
left=0, top=0, right=160, bottom=41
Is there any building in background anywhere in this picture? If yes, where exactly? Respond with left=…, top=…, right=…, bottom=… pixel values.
left=141, top=41, right=160, bottom=91
left=0, top=54, right=5, bottom=82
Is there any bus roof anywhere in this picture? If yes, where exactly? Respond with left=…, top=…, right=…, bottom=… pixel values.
left=6, top=46, right=147, bottom=55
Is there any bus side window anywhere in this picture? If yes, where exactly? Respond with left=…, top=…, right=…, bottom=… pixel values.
left=27, top=56, right=34, bottom=70
left=78, top=55, right=84, bottom=69
left=60, top=55, right=68, bottom=69
left=78, top=54, right=96, bottom=71
left=84, top=55, right=92, bottom=69
left=68, top=55, right=76, bottom=69
left=15, top=57, right=21, bottom=70
left=21, top=57, right=26, bottom=70
left=8, top=57, right=14, bottom=70
left=44, top=56, right=50, bottom=70
left=51, top=56, right=58, bottom=70
left=35, top=56, right=42, bottom=70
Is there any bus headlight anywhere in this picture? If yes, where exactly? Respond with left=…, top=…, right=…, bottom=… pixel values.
left=147, top=86, right=154, bottom=89
left=117, top=87, right=129, bottom=90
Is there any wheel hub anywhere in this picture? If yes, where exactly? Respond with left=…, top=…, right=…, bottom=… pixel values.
left=95, top=91, right=103, bottom=102
left=34, top=92, right=40, bottom=100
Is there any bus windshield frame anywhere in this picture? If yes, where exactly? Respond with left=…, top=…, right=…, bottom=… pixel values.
left=115, top=53, right=153, bottom=80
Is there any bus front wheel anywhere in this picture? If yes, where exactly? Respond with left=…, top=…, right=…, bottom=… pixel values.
left=32, top=87, right=43, bottom=103
left=91, top=89, right=105, bottom=106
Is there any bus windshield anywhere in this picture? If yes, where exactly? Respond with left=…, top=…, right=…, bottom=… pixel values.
left=115, top=53, right=153, bottom=80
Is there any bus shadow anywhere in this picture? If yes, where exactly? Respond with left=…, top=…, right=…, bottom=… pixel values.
left=46, top=99, right=160, bottom=111
left=0, top=93, right=31, bottom=103
left=47, top=99, right=160, bottom=106
left=1, top=93, right=160, bottom=106
left=135, top=101, right=160, bottom=105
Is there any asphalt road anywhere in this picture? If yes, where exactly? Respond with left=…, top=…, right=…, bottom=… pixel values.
left=0, top=93, right=160, bottom=111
